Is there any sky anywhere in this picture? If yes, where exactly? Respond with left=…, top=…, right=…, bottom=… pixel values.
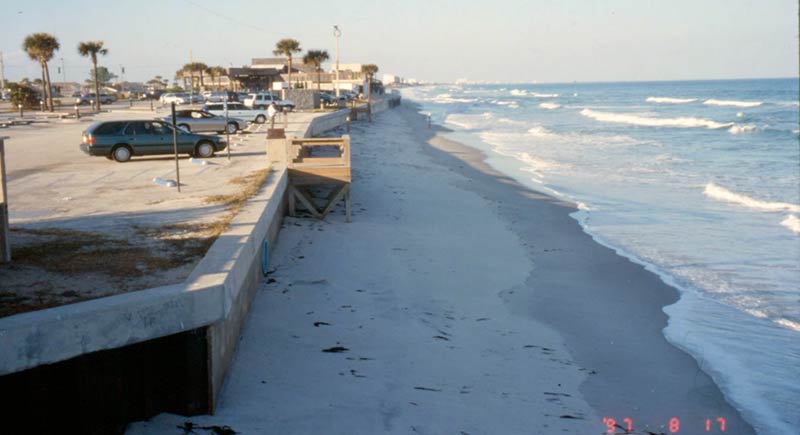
left=1, top=0, right=797, bottom=84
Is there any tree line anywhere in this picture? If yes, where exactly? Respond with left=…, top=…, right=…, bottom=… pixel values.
left=15, top=33, right=380, bottom=111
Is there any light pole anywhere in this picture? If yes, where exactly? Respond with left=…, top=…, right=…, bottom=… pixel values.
left=119, top=64, right=125, bottom=95
left=60, top=58, right=66, bottom=89
left=334, top=25, right=341, bottom=98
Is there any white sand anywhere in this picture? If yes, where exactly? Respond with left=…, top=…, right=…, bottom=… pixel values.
left=127, top=109, right=598, bottom=434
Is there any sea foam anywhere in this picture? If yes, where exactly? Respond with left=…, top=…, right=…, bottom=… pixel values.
left=580, top=109, right=733, bottom=129
left=704, top=183, right=800, bottom=213
left=703, top=99, right=763, bottom=108
left=646, top=97, right=697, bottom=104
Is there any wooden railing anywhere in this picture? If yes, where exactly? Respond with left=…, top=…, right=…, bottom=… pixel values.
left=287, top=136, right=351, bottom=185
left=286, top=135, right=351, bottom=221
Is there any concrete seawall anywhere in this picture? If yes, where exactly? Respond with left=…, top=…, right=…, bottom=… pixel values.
left=0, top=100, right=398, bottom=433
left=0, top=108, right=361, bottom=432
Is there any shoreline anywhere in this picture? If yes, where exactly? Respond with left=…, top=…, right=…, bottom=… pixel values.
left=128, top=102, right=756, bottom=434
left=408, top=103, right=758, bottom=434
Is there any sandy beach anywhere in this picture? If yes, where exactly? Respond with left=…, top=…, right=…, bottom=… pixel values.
left=127, top=103, right=756, bottom=435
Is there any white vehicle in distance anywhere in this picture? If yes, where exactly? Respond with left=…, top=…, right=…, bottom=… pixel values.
left=160, top=92, right=204, bottom=105
left=201, top=102, right=269, bottom=124
left=243, top=92, right=295, bottom=111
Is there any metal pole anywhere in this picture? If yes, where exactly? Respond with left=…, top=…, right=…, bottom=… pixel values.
left=74, top=105, right=80, bottom=119
left=188, top=50, right=193, bottom=107
left=171, top=102, right=182, bottom=192
left=0, top=138, right=10, bottom=263
left=334, top=25, right=341, bottom=98
left=224, top=97, right=231, bottom=161
left=60, top=58, right=66, bottom=89
left=0, top=51, right=6, bottom=90
left=18, top=104, right=23, bottom=118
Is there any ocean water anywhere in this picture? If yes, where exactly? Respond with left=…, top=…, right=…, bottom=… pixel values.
left=400, top=79, right=800, bottom=435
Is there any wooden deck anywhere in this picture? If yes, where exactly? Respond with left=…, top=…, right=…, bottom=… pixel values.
left=287, top=136, right=351, bottom=222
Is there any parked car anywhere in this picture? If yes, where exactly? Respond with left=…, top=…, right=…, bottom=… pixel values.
left=139, top=89, right=166, bottom=100
left=201, top=102, right=268, bottom=124
left=159, top=92, right=204, bottom=105
left=243, top=92, right=295, bottom=111
left=80, top=120, right=226, bottom=162
left=203, top=90, right=239, bottom=103
left=340, top=91, right=358, bottom=101
left=161, top=109, right=247, bottom=134
left=76, top=92, right=117, bottom=105
left=319, top=92, right=346, bottom=107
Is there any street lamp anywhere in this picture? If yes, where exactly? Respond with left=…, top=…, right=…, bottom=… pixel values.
left=334, top=25, right=341, bottom=98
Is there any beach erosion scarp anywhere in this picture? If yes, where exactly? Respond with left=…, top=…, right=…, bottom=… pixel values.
left=130, top=101, right=756, bottom=434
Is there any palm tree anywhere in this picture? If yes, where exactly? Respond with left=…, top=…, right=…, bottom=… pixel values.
left=23, top=33, right=60, bottom=111
left=273, top=38, right=302, bottom=89
left=175, top=66, right=189, bottom=90
left=303, top=50, right=330, bottom=91
left=181, top=62, right=209, bottom=91
left=78, top=41, right=108, bottom=112
left=208, top=66, right=227, bottom=90
left=361, top=64, right=379, bottom=101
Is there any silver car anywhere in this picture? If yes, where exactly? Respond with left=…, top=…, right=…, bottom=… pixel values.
left=202, top=102, right=269, bottom=124
left=162, top=109, right=247, bottom=134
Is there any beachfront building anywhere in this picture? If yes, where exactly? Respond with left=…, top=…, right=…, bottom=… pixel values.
left=382, top=73, right=401, bottom=85
left=252, top=58, right=367, bottom=93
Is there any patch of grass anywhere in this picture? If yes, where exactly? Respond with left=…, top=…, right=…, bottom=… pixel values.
left=11, top=236, right=187, bottom=277
left=205, top=169, right=270, bottom=212
left=1, top=168, right=273, bottom=317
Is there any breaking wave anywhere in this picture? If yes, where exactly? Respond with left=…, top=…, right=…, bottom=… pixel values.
left=704, top=183, right=800, bottom=213
left=580, top=109, right=733, bottom=129
left=430, top=93, right=477, bottom=104
left=526, top=126, right=556, bottom=137
left=704, top=99, right=763, bottom=108
left=444, top=112, right=494, bottom=129
left=646, top=97, right=697, bottom=104
left=728, top=124, right=758, bottom=134
left=539, top=102, right=561, bottom=109
left=780, top=215, right=800, bottom=234
left=509, top=89, right=559, bottom=98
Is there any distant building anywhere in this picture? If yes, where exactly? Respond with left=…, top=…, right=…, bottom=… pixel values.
left=382, top=74, right=401, bottom=85
left=337, top=63, right=363, bottom=73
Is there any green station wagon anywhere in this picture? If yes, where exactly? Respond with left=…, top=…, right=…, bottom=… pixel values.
left=80, top=120, right=227, bottom=162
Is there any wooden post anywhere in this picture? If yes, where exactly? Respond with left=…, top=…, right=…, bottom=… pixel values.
left=0, top=138, right=10, bottom=263
left=171, top=103, right=182, bottom=193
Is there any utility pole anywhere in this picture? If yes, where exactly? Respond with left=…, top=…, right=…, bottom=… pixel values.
left=60, top=58, right=66, bottom=87
left=119, top=64, right=125, bottom=94
left=189, top=49, right=194, bottom=105
left=0, top=51, right=6, bottom=89
left=334, top=25, right=341, bottom=98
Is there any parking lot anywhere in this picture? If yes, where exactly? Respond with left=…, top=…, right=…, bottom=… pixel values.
left=0, top=104, right=322, bottom=315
